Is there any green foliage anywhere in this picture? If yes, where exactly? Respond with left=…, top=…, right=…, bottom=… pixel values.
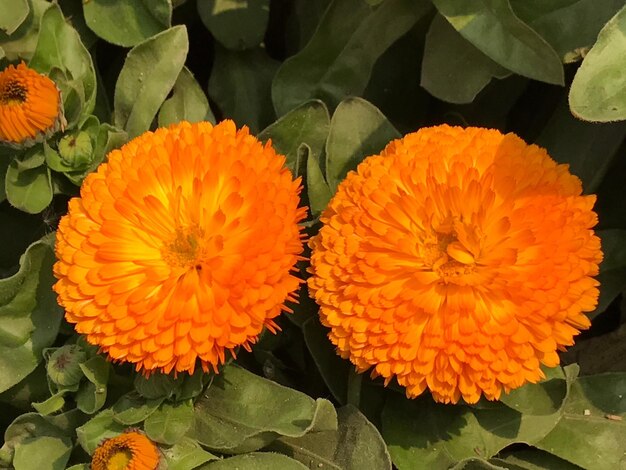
left=0, top=1, right=625, bottom=469
left=114, top=25, right=189, bottom=138
left=569, top=5, right=626, bottom=122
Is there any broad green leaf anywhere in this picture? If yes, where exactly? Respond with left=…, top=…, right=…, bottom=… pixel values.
left=421, top=14, right=509, bottom=104
left=536, top=97, right=626, bottom=192
left=306, top=147, right=333, bottom=218
left=325, top=97, right=400, bottom=192
left=588, top=230, right=626, bottom=318
left=76, top=410, right=126, bottom=455
left=0, top=0, right=50, bottom=61
left=199, top=452, right=309, bottom=470
left=5, top=155, right=52, bottom=214
left=569, top=5, right=626, bottom=122
left=144, top=400, right=194, bottom=445
left=382, top=366, right=575, bottom=470
left=511, top=0, right=624, bottom=63
left=112, top=392, right=164, bottom=425
left=76, top=356, right=110, bottom=414
left=190, top=364, right=337, bottom=453
left=58, top=0, right=98, bottom=50
left=208, top=45, right=279, bottom=134
left=449, top=459, right=509, bottom=470
left=0, top=363, right=49, bottom=411
left=271, top=405, right=392, bottom=470
left=302, top=317, right=350, bottom=404
left=158, top=66, right=215, bottom=127
left=283, top=0, right=332, bottom=55
left=29, top=3, right=96, bottom=118
left=535, top=373, right=626, bottom=470
left=163, top=437, right=218, bottom=470
left=0, top=235, right=63, bottom=393
left=258, top=100, right=330, bottom=175
left=197, top=0, right=269, bottom=50
left=13, top=436, right=72, bottom=470
left=134, top=371, right=182, bottom=400
left=114, top=25, right=188, bottom=138
left=431, top=0, right=563, bottom=85
left=272, top=0, right=431, bottom=116
left=83, top=0, right=172, bottom=47
left=497, top=448, right=586, bottom=470
left=32, top=391, right=67, bottom=416
left=0, top=0, right=29, bottom=35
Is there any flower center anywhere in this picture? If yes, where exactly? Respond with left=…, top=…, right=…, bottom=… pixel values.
left=105, top=449, right=132, bottom=470
left=421, top=220, right=478, bottom=284
left=0, top=80, right=27, bottom=105
left=162, top=225, right=205, bottom=268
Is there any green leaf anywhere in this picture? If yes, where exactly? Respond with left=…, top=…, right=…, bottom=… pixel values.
left=306, top=147, right=333, bottom=218
left=76, top=410, right=126, bottom=455
left=29, top=2, right=97, bottom=118
left=134, top=371, right=181, bottom=400
left=283, top=0, right=331, bottom=55
left=258, top=100, right=330, bottom=175
left=0, top=0, right=50, bottom=62
left=197, top=0, right=269, bottom=50
left=272, top=0, right=431, bottom=116
left=325, top=97, right=400, bottom=192
left=536, top=97, right=626, bottom=192
left=569, top=5, right=626, bottom=122
left=190, top=364, right=337, bottom=453
left=0, top=0, right=29, bottom=35
left=511, top=0, right=624, bottom=63
left=0, top=363, right=49, bottom=411
left=208, top=45, right=279, bottom=133
left=112, top=392, right=164, bottom=425
left=497, top=448, right=585, bottom=470
left=302, top=317, right=350, bottom=404
left=382, top=366, right=575, bottom=469
left=271, top=405, right=392, bottom=470
left=421, top=14, right=509, bottom=104
left=144, top=400, right=194, bottom=445
left=535, top=373, right=626, bottom=470
left=163, top=437, right=218, bottom=470
left=158, top=66, right=215, bottom=128
left=83, top=0, right=172, bottom=47
left=76, top=356, right=110, bottom=414
left=6, top=154, right=53, bottom=214
left=13, top=435, right=72, bottom=470
left=431, top=0, right=563, bottom=85
left=114, top=25, right=189, bottom=138
left=0, top=235, right=63, bottom=393
left=199, top=452, right=309, bottom=470
left=32, top=391, right=67, bottom=416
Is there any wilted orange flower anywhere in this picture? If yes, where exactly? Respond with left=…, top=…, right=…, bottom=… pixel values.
left=91, top=431, right=159, bottom=470
left=308, top=125, right=602, bottom=404
left=0, top=62, right=64, bottom=146
left=54, top=120, right=306, bottom=375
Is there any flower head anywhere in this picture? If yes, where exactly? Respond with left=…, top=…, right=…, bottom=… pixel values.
left=0, top=62, right=64, bottom=146
left=54, top=120, right=306, bottom=375
left=308, top=125, right=602, bottom=404
left=91, top=431, right=159, bottom=470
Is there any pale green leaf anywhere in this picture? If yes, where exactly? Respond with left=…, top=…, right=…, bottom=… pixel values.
left=158, top=67, right=215, bottom=127
left=199, top=452, right=309, bottom=469
left=144, top=400, right=194, bottom=445
left=272, top=0, right=431, bottom=116
left=114, top=26, right=189, bottom=138
left=197, top=0, right=269, bottom=50
left=83, top=0, right=172, bottom=47
left=13, top=436, right=72, bottom=470
left=569, top=5, right=626, bottom=122
left=431, top=0, right=563, bottom=84
left=0, top=0, right=29, bottom=35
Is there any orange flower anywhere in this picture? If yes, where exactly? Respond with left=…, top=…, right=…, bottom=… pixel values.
left=308, top=125, right=602, bottom=404
left=0, top=62, right=64, bottom=146
left=91, top=431, right=160, bottom=470
left=54, top=121, right=306, bottom=375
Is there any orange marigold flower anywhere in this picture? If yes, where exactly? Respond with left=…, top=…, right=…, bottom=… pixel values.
left=0, top=62, right=64, bottom=146
left=91, top=431, right=160, bottom=470
left=54, top=120, right=306, bottom=375
left=308, top=125, right=602, bottom=404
